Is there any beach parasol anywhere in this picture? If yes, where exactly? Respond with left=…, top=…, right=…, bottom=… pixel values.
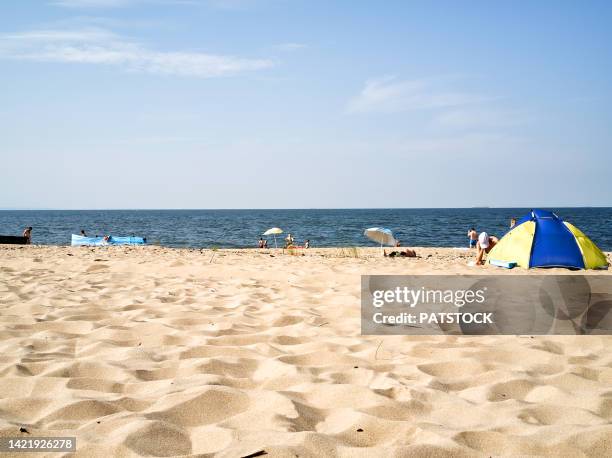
left=364, top=227, right=397, bottom=251
left=263, top=227, right=283, bottom=248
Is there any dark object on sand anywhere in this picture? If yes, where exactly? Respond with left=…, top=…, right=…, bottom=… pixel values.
left=0, top=235, right=29, bottom=245
left=241, top=451, right=267, bottom=458
left=385, top=248, right=417, bottom=258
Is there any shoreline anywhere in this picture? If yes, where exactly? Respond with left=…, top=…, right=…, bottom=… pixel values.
left=3, top=244, right=610, bottom=268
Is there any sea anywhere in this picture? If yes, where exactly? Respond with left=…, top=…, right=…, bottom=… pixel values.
left=0, top=208, right=611, bottom=251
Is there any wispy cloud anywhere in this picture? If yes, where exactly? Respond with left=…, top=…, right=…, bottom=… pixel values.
left=51, top=0, right=137, bottom=7
left=51, top=0, right=200, bottom=7
left=273, top=42, right=308, bottom=52
left=346, top=76, right=491, bottom=114
left=0, top=27, right=274, bottom=77
left=50, top=0, right=258, bottom=8
left=203, top=0, right=267, bottom=10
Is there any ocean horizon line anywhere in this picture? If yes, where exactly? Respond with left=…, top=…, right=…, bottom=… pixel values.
left=2, top=206, right=612, bottom=211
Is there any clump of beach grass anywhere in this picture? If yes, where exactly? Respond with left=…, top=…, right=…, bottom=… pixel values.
left=286, top=246, right=302, bottom=256
left=336, top=247, right=360, bottom=258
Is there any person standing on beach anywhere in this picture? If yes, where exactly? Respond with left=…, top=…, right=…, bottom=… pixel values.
left=22, top=227, right=32, bottom=244
left=285, top=233, right=294, bottom=248
left=467, top=228, right=478, bottom=248
left=476, top=232, right=498, bottom=265
left=258, top=238, right=264, bottom=248
left=510, top=218, right=516, bottom=228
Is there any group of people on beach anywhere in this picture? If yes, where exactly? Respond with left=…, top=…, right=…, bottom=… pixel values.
left=257, top=233, right=310, bottom=249
left=250, top=218, right=516, bottom=264
left=385, top=218, right=516, bottom=263
left=285, top=234, right=310, bottom=249
left=468, top=217, right=516, bottom=265
left=15, top=218, right=516, bottom=264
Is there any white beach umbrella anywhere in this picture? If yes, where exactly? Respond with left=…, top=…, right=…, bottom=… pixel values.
left=364, top=227, right=397, bottom=250
left=263, top=227, right=283, bottom=248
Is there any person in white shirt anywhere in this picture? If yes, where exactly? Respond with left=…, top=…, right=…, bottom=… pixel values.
left=476, top=232, right=498, bottom=265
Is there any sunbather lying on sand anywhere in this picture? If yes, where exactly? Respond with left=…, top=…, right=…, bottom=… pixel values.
left=384, top=248, right=417, bottom=258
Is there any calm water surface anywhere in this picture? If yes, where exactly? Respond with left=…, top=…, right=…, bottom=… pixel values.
left=0, top=208, right=610, bottom=250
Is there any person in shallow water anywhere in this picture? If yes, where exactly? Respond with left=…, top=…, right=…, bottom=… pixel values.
left=80, top=229, right=87, bottom=237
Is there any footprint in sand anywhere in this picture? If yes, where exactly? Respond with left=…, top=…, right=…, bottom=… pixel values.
left=146, top=387, right=249, bottom=427
left=124, top=421, right=192, bottom=456
left=86, top=264, right=109, bottom=272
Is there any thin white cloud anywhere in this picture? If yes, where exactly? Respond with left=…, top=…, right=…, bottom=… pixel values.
left=51, top=0, right=200, bottom=7
left=346, top=76, right=491, bottom=114
left=4, top=28, right=119, bottom=42
left=51, top=0, right=134, bottom=7
left=204, top=0, right=264, bottom=10
left=0, top=27, right=273, bottom=77
left=50, top=0, right=253, bottom=8
left=45, top=14, right=174, bottom=32
left=273, top=42, right=307, bottom=52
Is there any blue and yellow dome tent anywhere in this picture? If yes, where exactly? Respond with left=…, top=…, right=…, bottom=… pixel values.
left=487, top=209, right=608, bottom=269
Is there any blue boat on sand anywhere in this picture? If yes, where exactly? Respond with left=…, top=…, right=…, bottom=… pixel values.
left=71, top=234, right=146, bottom=246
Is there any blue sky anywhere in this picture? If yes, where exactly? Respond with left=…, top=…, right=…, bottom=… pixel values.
left=1, top=0, right=611, bottom=209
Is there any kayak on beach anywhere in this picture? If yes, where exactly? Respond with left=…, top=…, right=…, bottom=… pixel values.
left=0, top=235, right=29, bottom=245
left=71, top=234, right=146, bottom=246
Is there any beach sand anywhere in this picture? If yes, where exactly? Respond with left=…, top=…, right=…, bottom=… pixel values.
left=1, top=245, right=612, bottom=457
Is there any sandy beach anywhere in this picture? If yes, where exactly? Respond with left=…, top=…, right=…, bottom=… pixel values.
left=1, top=245, right=612, bottom=457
